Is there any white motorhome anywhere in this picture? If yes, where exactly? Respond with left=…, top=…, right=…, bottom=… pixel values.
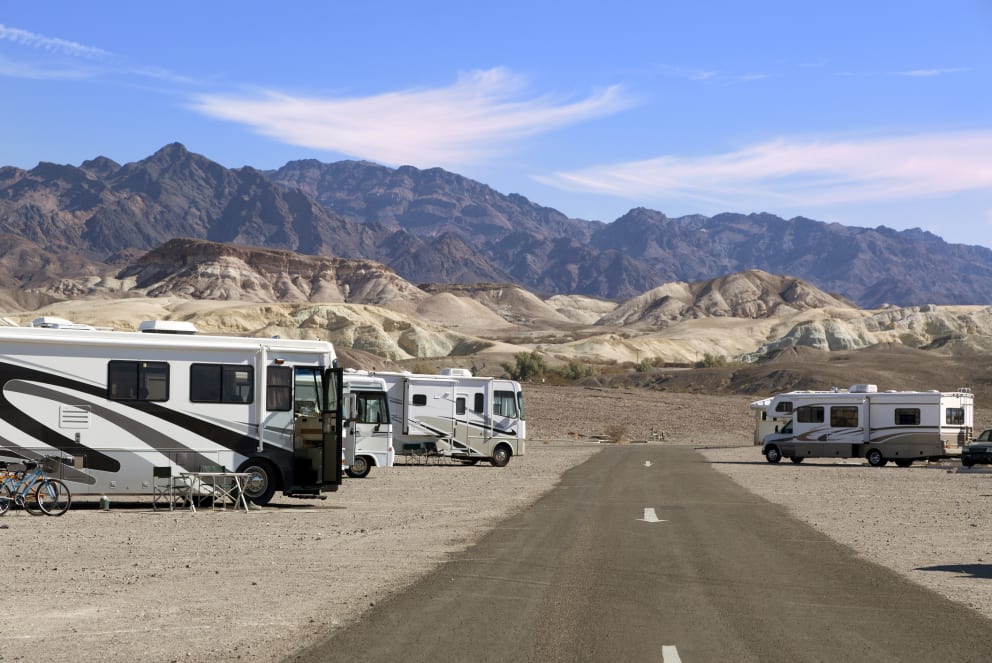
left=760, top=384, right=973, bottom=466
left=0, top=320, right=348, bottom=504
left=358, top=368, right=525, bottom=466
left=342, top=372, right=394, bottom=478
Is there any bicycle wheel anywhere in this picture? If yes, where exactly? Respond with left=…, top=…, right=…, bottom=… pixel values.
left=23, top=480, right=45, bottom=516
left=37, top=479, right=71, bottom=516
left=0, top=484, right=13, bottom=516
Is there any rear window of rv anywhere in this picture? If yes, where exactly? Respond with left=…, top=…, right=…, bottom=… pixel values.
left=108, top=361, right=169, bottom=402
left=796, top=406, right=823, bottom=423
left=774, top=401, right=793, bottom=413
left=895, top=408, right=920, bottom=426
left=190, top=364, right=253, bottom=404
left=946, top=408, right=965, bottom=425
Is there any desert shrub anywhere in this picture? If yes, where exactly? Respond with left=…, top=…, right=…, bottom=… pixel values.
left=603, top=423, right=628, bottom=444
left=501, top=351, right=547, bottom=381
left=555, top=359, right=594, bottom=380
left=694, top=353, right=727, bottom=368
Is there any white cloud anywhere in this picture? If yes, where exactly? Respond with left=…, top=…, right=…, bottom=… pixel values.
left=537, top=131, right=992, bottom=210
left=189, top=68, right=631, bottom=167
left=897, top=67, right=968, bottom=77
left=0, top=24, right=113, bottom=60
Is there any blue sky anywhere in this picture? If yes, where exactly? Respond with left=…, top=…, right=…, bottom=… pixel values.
left=2, top=2, right=991, bottom=247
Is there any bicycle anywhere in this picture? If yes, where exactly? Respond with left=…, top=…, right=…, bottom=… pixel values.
left=0, top=458, right=71, bottom=516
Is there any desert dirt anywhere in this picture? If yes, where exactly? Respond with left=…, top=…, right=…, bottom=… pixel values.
left=1, top=384, right=990, bottom=662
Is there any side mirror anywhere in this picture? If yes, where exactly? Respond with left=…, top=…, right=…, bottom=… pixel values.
left=342, top=393, right=358, bottom=423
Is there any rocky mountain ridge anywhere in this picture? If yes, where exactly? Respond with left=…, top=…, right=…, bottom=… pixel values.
left=3, top=144, right=992, bottom=307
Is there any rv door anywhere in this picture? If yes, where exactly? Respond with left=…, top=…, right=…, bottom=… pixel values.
left=322, top=367, right=345, bottom=487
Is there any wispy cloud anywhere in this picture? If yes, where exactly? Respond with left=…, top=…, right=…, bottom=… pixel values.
left=537, top=131, right=992, bottom=210
left=0, top=24, right=113, bottom=60
left=656, top=64, right=768, bottom=84
left=896, top=67, right=969, bottom=77
left=189, top=68, right=632, bottom=166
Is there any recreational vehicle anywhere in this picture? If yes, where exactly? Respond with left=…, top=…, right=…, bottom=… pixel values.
left=0, top=320, right=348, bottom=505
left=760, top=384, right=973, bottom=466
left=342, top=372, right=394, bottom=478
left=357, top=368, right=525, bottom=466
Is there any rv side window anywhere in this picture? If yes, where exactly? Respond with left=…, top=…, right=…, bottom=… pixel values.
left=412, top=394, right=427, bottom=406
left=946, top=408, right=965, bottom=425
left=796, top=405, right=824, bottom=423
left=473, top=393, right=484, bottom=413
left=830, top=406, right=858, bottom=428
left=494, top=390, right=517, bottom=418
left=774, top=401, right=793, bottom=413
left=456, top=397, right=466, bottom=415
left=894, top=408, right=920, bottom=426
left=108, top=361, right=169, bottom=402
left=267, top=366, right=293, bottom=412
left=190, top=364, right=254, bottom=404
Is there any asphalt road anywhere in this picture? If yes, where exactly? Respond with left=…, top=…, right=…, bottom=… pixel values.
left=288, top=446, right=992, bottom=662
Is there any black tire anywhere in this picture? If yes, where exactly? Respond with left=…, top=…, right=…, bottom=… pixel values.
left=0, top=484, right=13, bottom=516
left=237, top=459, right=278, bottom=506
left=894, top=459, right=914, bottom=468
left=490, top=444, right=512, bottom=467
left=345, top=456, right=372, bottom=479
left=36, top=479, right=71, bottom=516
left=789, top=456, right=804, bottom=464
left=866, top=449, right=887, bottom=467
left=962, top=458, right=976, bottom=467
left=765, top=445, right=782, bottom=464
left=24, top=480, right=45, bottom=515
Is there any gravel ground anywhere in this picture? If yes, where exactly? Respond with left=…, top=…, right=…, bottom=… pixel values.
left=1, top=385, right=989, bottom=662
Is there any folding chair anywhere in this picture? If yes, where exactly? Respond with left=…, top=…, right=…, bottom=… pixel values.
left=152, top=466, right=187, bottom=511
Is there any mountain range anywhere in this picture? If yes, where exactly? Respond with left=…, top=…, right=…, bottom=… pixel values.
left=2, top=142, right=992, bottom=308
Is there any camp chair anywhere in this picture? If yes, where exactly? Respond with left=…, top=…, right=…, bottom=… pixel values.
left=152, top=466, right=189, bottom=511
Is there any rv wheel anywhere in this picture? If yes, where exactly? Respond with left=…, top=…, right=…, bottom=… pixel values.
left=866, top=449, right=888, bottom=467
left=238, top=459, right=278, bottom=505
left=894, top=459, right=914, bottom=468
left=789, top=456, right=804, bottom=464
left=345, top=456, right=372, bottom=479
left=765, top=446, right=782, bottom=464
left=490, top=444, right=512, bottom=467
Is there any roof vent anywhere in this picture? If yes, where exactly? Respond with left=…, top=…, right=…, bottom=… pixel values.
left=30, top=317, right=95, bottom=330
left=849, top=384, right=878, bottom=393
left=439, top=368, right=473, bottom=377
left=138, top=320, right=197, bottom=335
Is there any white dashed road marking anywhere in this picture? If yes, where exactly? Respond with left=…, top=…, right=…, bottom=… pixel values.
left=638, top=507, right=666, bottom=523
